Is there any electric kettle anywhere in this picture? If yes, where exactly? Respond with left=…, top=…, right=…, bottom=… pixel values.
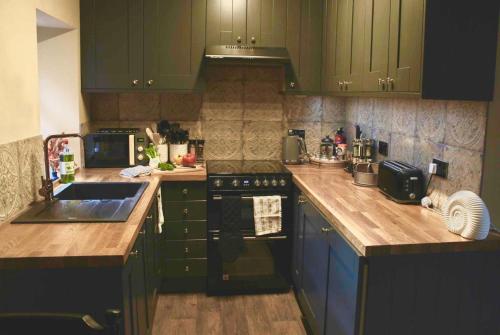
left=282, top=135, right=307, bottom=164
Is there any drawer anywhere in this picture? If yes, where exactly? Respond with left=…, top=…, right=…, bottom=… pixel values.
left=163, top=201, right=207, bottom=221
left=162, top=220, right=207, bottom=240
left=163, top=240, right=207, bottom=259
left=162, top=182, right=207, bottom=201
left=161, top=259, right=207, bottom=278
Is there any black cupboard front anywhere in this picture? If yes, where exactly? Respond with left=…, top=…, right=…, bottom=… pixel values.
left=291, top=187, right=500, bottom=335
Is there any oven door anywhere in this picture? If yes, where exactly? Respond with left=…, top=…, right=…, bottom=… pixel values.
left=207, top=194, right=291, bottom=294
left=84, top=133, right=134, bottom=168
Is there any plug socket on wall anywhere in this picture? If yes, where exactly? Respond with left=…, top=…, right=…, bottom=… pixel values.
left=378, top=141, right=388, bottom=156
left=432, top=158, right=449, bottom=178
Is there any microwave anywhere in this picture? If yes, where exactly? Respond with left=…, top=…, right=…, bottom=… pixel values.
left=84, top=128, right=149, bottom=168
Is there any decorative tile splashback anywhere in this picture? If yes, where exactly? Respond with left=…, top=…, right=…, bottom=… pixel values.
left=344, top=97, right=487, bottom=209
left=0, top=135, right=43, bottom=221
left=88, top=65, right=346, bottom=159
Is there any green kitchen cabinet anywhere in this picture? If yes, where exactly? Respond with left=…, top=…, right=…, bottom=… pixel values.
left=206, top=0, right=286, bottom=47
left=363, top=0, right=424, bottom=92
left=80, top=0, right=143, bottom=89
left=285, top=0, right=324, bottom=93
left=81, top=0, right=206, bottom=91
left=143, top=0, right=206, bottom=90
left=323, top=0, right=366, bottom=93
left=160, top=181, right=207, bottom=292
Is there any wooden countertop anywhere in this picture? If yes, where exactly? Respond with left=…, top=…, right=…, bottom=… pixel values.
left=287, top=165, right=500, bottom=256
left=0, top=167, right=207, bottom=270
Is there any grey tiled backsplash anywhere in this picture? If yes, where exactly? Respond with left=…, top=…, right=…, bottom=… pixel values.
left=344, top=97, right=487, bottom=209
left=87, top=66, right=488, bottom=210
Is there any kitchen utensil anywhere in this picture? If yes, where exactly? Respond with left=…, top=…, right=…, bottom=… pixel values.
left=282, top=135, right=307, bottom=164
left=146, top=128, right=156, bottom=144
left=443, top=190, right=490, bottom=240
left=152, top=133, right=162, bottom=146
left=353, top=162, right=379, bottom=187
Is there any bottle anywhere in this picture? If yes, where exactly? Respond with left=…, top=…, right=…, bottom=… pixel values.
left=59, top=144, right=75, bottom=183
left=334, top=127, right=346, bottom=145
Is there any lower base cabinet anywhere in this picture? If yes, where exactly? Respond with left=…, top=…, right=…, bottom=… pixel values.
left=293, top=191, right=500, bottom=335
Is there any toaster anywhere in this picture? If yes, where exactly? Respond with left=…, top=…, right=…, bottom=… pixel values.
left=378, top=161, right=425, bottom=204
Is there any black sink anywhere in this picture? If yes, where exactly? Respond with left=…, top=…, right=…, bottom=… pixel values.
left=11, top=182, right=149, bottom=224
left=55, top=182, right=146, bottom=200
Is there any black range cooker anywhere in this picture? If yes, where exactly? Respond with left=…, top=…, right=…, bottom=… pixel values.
left=206, top=160, right=292, bottom=295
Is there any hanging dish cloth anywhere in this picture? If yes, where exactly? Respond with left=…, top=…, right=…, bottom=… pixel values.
left=253, top=195, right=282, bottom=236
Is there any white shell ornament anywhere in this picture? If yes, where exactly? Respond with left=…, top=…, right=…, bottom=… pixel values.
left=443, top=190, right=491, bottom=240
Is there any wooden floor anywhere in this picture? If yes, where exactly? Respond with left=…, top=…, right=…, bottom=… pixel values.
left=152, top=292, right=307, bottom=335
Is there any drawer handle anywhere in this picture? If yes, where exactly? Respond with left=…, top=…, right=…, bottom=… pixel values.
left=146, top=215, right=153, bottom=220
left=182, top=188, right=188, bottom=195
left=184, top=228, right=189, bottom=234
left=139, top=230, right=145, bottom=236
left=130, top=250, right=139, bottom=257
left=183, top=208, right=188, bottom=215
left=185, top=265, right=190, bottom=272
left=298, top=195, right=307, bottom=204
left=321, top=227, right=334, bottom=234
left=184, top=247, right=189, bottom=254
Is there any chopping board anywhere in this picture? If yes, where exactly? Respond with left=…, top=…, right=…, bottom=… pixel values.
left=153, top=165, right=205, bottom=174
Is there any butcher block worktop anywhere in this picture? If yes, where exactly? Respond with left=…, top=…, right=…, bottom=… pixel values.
left=0, top=167, right=207, bottom=270
left=287, top=165, right=500, bottom=256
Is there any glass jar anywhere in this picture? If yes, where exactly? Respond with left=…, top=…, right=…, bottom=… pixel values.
left=320, top=135, right=335, bottom=159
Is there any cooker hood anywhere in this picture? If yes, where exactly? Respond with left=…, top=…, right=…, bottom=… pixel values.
left=205, top=45, right=290, bottom=62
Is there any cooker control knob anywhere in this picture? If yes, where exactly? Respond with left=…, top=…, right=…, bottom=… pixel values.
left=262, top=179, right=270, bottom=187
left=232, top=179, right=240, bottom=188
left=213, top=179, right=223, bottom=188
left=271, top=179, right=278, bottom=187
left=279, top=179, right=286, bottom=187
left=409, top=193, right=416, bottom=200
left=137, top=146, right=144, bottom=152
left=137, top=154, right=144, bottom=161
left=254, top=179, right=261, bottom=187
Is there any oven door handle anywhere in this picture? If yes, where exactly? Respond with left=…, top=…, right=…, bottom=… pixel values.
left=211, top=235, right=288, bottom=241
left=211, top=195, right=288, bottom=201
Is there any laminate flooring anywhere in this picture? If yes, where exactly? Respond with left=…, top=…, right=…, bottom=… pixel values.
left=152, top=292, right=307, bottom=335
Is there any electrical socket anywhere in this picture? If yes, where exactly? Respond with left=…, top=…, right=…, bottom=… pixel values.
left=378, top=141, right=388, bottom=156
left=432, top=158, right=448, bottom=178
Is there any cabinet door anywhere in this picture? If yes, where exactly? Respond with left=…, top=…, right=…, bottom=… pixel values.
left=80, top=0, right=143, bottom=89
left=362, top=0, right=391, bottom=91
left=206, top=0, right=247, bottom=45
left=143, top=0, right=206, bottom=90
left=300, top=201, right=330, bottom=335
left=325, top=231, right=363, bottom=335
left=292, top=189, right=305, bottom=289
left=247, top=0, right=287, bottom=47
left=286, top=0, right=323, bottom=92
left=322, top=0, right=365, bottom=93
left=144, top=206, right=159, bottom=330
left=387, top=0, right=424, bottom=92
left=128, top=234, right=148, bottom=335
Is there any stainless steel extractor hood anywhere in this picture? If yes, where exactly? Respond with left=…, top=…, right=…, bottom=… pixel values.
left=205, top=45, right=290, bottom=62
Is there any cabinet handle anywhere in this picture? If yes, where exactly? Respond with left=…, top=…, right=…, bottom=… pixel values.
left=185, top=265, right=190, bottom=272
left=132, top=79, right=139, bottom=86
left=184, top=247, right=189, bottom=254
left=298, top=195, right=307, bottom=204
left=250, top=36, right=256, bottom=44
left=130, top=250, right=139, bottom=257
left=183, top=208, right=188, bottom=215
left=182, top=188, right=188, bottom=195
left=289, top=81, right=296, bottom=89
left=147, top=79, right=154, bottom=86
left=378, top=78, right=386, bottom=91
left=386, top=77, right=394, bottom=91
left=338, top=81, right=344, bottom=90
left=236, top=36, right=242, bottom=43
left=139, top=230, right=145, bottom=236
left=146, top=215, right=153, bottom=220
left=321, top=227, right=334, bottom=233
left=184, top=227, right=189, bottom=234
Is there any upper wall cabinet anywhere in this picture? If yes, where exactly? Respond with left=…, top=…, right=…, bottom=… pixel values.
left=206, top=0, right=286, bottom=47
left=322, top=0, right=365, bottom=93
left=286, top=0, right=324, bottom=93
left=81, top=0, right=207, bottom=91
left=323, top=0, right=499, bottom=100
left=81, top=0, right=143, bottom=89
left=143, top=0, right=207, bottom=90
